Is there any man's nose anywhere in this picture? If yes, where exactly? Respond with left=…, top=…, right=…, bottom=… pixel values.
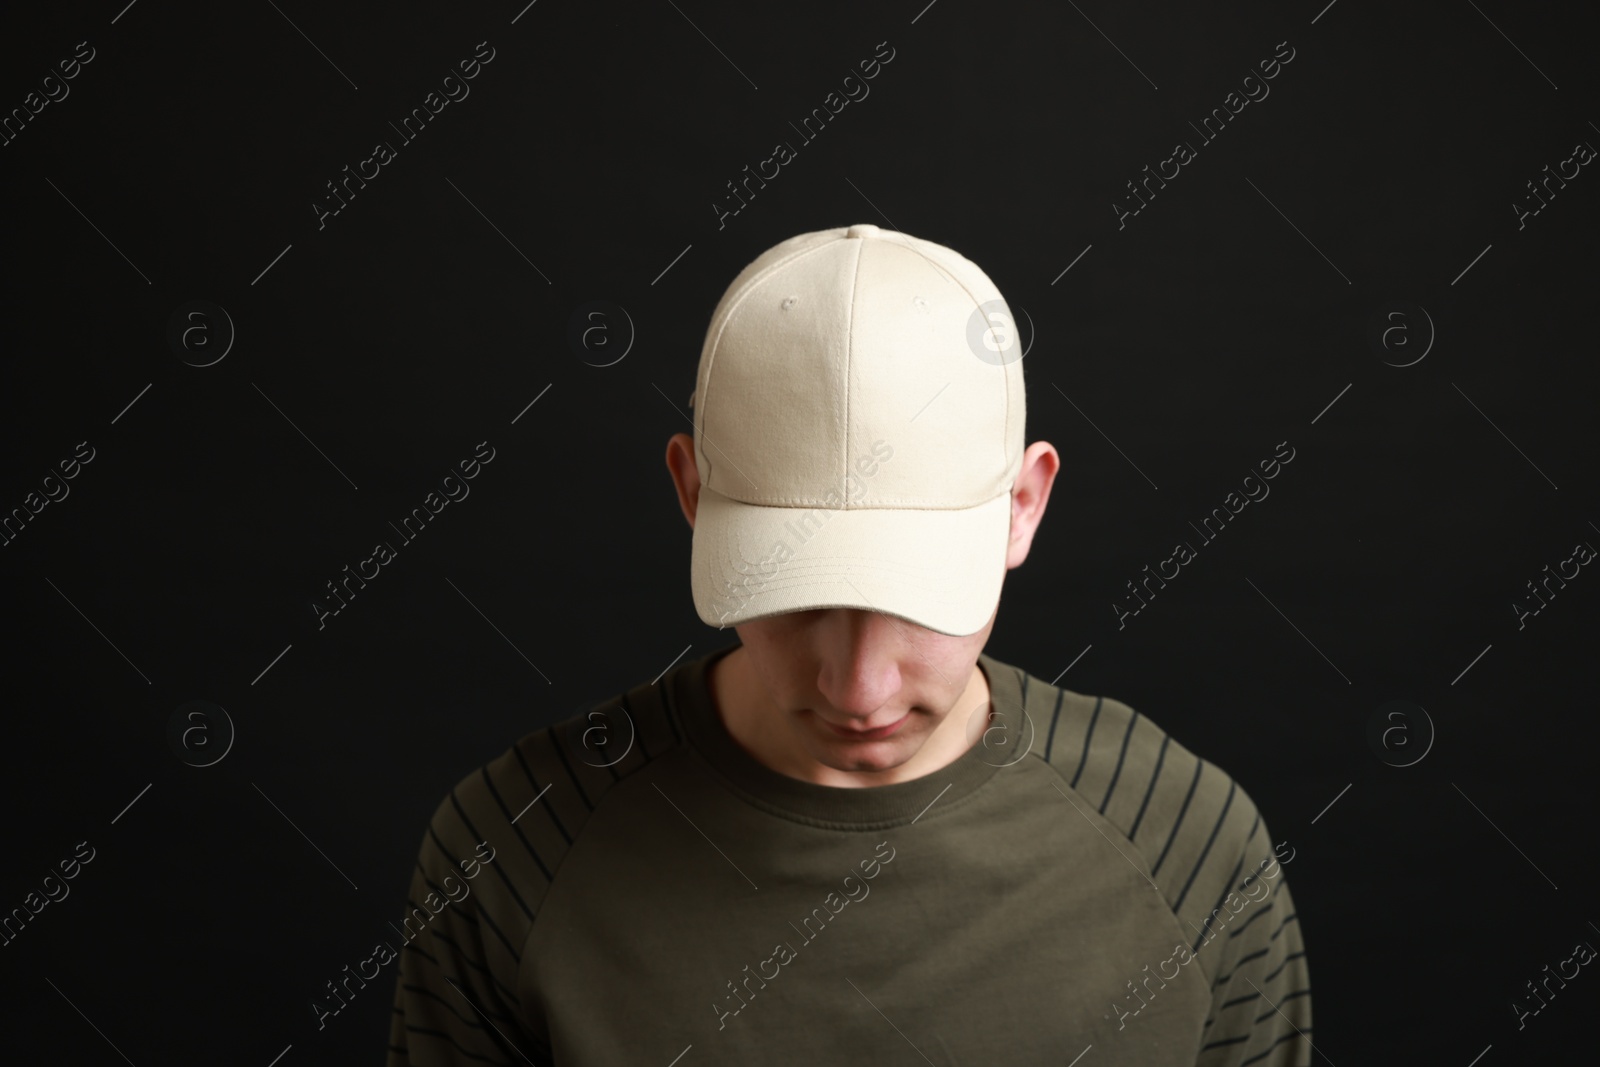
left=814, top=609, right=905, bottom=717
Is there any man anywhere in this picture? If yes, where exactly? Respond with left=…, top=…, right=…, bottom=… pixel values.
left=387, top=224, right=1311, bottom=1065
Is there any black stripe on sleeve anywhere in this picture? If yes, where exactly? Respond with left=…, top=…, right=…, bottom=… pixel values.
left=1261, top=949, right=1306, bottom=984
left=1069, top=696, right=1104, bottom=787
left=401, top=983, right=491, bottom=1030
left=1238, top=1028, right=1310, bottom=1066
left=450, top=787, right=536, bottom=923
left=400, top=943, right=519, bottom=1026
left=1042, top=689, right=1066, bottom=761
left=412, top=874, right=522, bottom=965
left=1175, top=779, right=1237, bottom=911
left=416, top=862, right=476, bottom=919
left=401, top=1024, right=515, bottom=1066
left=469, top=896, right=522, bottom=966
left=620, top=692, right=652, bottom=761
left=400, top=940, right=518, bottom=1017
left=423, top=824, right=495, bottom=929
left=1219, top=991, right=1260, bottom=1011
left=1128, top=733, right=1170, bottom=842
left=1200, top=987, right=1265, bottom=1033
left=657, top=674, right=686, bottom=746
left=1214, top=947, right=1269, bottom=987
left=512, top=742, right=572, bottom=844
left=1234, top=812, right=1264, bottom=882
left=424, top=927, right=521, bottom=1004
left=1191, top=854, right=1246, bottom=953
left=545, top=726, right=595, bottom=811
left=1253, top=989, right=1310, bottom=1023
left=400, top=938, right=440, bottom=967
left=1099, top=710, right=1141, bottom=813
left=1228, top=900, right=1275, bottom=939
left=413, top=882, right=478, bottom=928
left=1151, top=758, right=1205, bottom=877
left=479, top=766, right=555, bottom=884
left=421, top=824, right=526, bottom=965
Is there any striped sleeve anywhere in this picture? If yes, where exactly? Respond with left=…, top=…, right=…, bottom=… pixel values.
left=387, top=684, right=681, bottom=1065
left=385, top=786, right=551, bottom=1066
left=1191, top=814, right=1312, bottom=1066
left=1034, top=683, right=1312, bottom=1065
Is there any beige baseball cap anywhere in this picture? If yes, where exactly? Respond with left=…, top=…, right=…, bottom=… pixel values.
left=687, top=223, right=1027, bottom=637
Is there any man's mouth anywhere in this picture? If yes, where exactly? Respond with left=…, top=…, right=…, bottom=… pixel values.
left=820, top=713, right=909, bottom=741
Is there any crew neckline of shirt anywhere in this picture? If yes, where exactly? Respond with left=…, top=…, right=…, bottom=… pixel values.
left=669, top=643, right=1027, bottom=829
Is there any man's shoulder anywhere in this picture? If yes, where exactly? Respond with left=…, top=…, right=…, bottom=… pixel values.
left=998, top=659, right=1277, bottom=925
left=415, top=671, right=692, bottom=905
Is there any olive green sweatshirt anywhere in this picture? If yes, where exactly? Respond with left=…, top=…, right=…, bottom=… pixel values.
left=386, top=645, right=1311, bottom=1065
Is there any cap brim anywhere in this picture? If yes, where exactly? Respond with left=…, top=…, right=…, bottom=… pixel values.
left=690, top=485, right=1009, bottom=637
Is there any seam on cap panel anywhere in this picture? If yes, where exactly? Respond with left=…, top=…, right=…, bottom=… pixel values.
left=698, top=239, right=842, bottom=492
left=844, top=237, right=863, bottom=504
left=895, top=239, right=1012, bottom=478
left=940, top=246, right=1004, bottom=479
left=878, top=230, right=960, bottom=289
left=883, top=231, right=1021, bottom=480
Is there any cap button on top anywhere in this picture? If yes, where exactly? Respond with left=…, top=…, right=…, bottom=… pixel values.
left=846, top=223, right=880, bottom=239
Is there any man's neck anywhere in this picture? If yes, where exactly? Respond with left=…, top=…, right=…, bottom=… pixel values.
left=706, top=644, right=992, bottom=788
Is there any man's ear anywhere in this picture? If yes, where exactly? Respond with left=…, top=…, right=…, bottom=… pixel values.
left=1005, top=441, right=1060, bottom=570
left=665, top=433, right=702, bottom=529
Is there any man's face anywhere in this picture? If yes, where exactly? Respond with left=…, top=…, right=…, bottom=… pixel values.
left=732, top=605, right=995, bottom=776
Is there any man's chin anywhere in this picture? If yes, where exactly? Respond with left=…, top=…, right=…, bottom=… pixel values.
left=812, top=739, right=918, bottom=775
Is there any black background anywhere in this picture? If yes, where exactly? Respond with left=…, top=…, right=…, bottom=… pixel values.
left=2, top=0, right=1596, bottom=1063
